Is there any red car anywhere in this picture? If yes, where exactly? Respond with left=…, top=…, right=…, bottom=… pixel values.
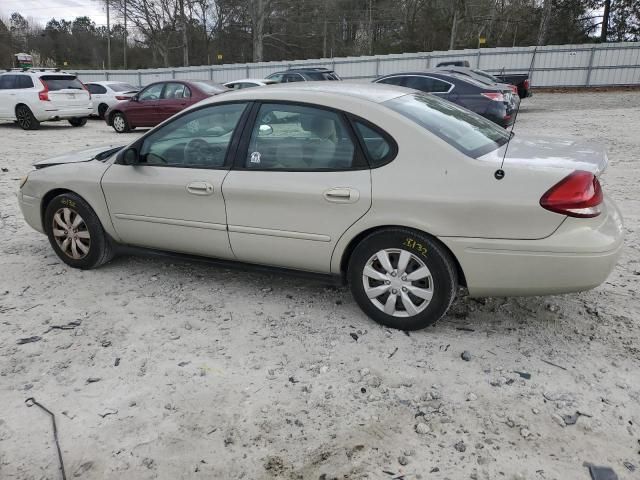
left=105, top=80, right=227, bottom=133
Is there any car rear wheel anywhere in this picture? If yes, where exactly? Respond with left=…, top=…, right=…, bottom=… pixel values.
left=348, top=229, right=458, bottom=330
left=68, top=117, right=87, bottom=127
left=15, top=105, right=40, bottom=130
left=44, top=193, right=114, bottom=269
left=98, top=103, right=109, bottom=119
left=112, top=112, right=131, bottom=133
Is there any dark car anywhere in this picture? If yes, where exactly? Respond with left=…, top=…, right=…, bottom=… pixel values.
left=105, top=80, right=227, bottom=133
left=266, top=67, right=341, bottom=83
left=437, top=66, right=531, bottom=99
left=373, top=71, right=519, bottom=128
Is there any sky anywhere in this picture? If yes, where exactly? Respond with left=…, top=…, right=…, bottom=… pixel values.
left=0, top=0, right=108, bottom=26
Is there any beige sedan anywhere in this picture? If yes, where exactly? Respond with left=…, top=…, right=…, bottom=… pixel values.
left=17, top=83, right=623, bottom=330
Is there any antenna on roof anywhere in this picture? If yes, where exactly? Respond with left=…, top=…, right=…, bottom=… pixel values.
left=495, top=45, right=538, bottom=180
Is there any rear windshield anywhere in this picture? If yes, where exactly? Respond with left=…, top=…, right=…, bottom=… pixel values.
left=109, top=83, right=137, bottom=92
left=384, top=93, right=510, bottom=158
left=191, top=81, right=227, bottom=94
left=41, top=75, right=84, bottom=91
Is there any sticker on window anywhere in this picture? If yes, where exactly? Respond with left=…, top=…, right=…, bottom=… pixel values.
left=250, top=151, right=261, bottom=164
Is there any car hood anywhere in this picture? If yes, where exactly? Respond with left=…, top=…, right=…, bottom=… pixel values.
left=34, top=145, right=124, bottom=169
left=480, top=135, right=608, bottom=176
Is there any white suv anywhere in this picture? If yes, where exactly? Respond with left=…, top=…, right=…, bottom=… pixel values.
left=0, top=69, right=93, bottom=130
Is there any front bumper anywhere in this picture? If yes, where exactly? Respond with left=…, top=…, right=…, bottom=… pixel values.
left=17, top=190, right=44, bottom=234
left=441, top=197, right=624, bottom=297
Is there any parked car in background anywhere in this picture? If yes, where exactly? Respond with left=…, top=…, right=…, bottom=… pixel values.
left=266, top=67, right=341, bottom=82
left=224, top=79, right=278, bottom=89
left=435, top=66, right=519, bottom=96
left=18, top=83, right=622, bottom=331
left=105, top=80, right=227, bottom=133
left=86, top=81, right=139, bottom=119
left=0, top=69, right=92, bottom=130
left=374, top=71, right=519, bottom=127
left=437, top=60, right=471, bottom=67
left=436, top=62, right=531, bottom=98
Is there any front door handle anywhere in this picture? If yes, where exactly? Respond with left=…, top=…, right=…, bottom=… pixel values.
left=186, top=181, right=214, bottom=195
left=324, top=188, right=359, bottom=203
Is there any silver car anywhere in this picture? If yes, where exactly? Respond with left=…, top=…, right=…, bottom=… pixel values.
left=17, top=83, right=623, bottom=330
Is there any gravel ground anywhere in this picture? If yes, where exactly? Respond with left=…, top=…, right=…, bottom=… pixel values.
left=0, top=92, right=639, bottom=480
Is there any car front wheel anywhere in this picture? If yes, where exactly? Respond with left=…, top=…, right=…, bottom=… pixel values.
left=111, top=112, right=131, bottom=133
left=348, top=229, right=458, bottom=330
left=44, top=193, right=114, bottom=269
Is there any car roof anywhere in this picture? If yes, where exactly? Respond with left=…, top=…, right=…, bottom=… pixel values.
left=203, top=82, right=408, bottom=105
left=224, top=78, right=274, bottom=84
left=2, top=69, right=75, bottom=77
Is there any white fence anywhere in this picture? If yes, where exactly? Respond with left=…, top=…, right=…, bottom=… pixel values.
left=73, top=42, right=640, bottom=88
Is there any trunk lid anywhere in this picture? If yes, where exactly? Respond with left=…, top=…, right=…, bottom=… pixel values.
left=480, top=135, right=608, bottom=176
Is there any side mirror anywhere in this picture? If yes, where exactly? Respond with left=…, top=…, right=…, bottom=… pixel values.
left=258, top=124, right=273, bottom=136
left=120, top=147, right=139, bottom=165
left=131, top=94, right=139, bottom=102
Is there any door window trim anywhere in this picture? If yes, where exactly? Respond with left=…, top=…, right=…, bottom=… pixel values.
left=115, top=100, right=254, bottom=170
left=232, top=100, right=370, bottom=172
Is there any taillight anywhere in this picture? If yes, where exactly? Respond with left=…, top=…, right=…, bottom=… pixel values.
left=540, top=171, right=603, bottom=218
left=115, top=95, right=129, bottom=100
left=481, top=92, right=505, bottom=102
left=39, top=81, right=49, bottom=101
left=81, top=82, right=91, bottom=99
left=524, top=79, right=530, bottom=90
left=510, top=85, right=518, bottom=94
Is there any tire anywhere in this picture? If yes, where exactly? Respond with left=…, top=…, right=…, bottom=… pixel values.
left=68, top=117, right=88, bottom=127
left=44, top=193, right=114, bottom=269
left=15, top=105, right=40, bottom=130
left=347, top=228, right=458, bottom=330
left=98, top=103, right=109, bottom=119
left=111, top=112, right=131, bottom=133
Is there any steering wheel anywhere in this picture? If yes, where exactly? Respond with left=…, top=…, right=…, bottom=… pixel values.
left=184, top=139, right=223, bottom=165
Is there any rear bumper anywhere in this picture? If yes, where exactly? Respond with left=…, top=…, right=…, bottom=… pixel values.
left=441, top=197, right=624, bottom=297
left=33, top=104, right=93, bottom=121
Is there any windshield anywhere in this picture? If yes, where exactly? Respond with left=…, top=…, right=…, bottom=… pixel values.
left=191, top=81, right=227, bottom=94
left=41, top=75, right=84, bottom=90
left=384, top=93, right=510, bottom=158
left=110, top=83, right=137, bottom=92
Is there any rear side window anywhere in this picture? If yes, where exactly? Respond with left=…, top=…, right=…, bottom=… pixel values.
left=40, top=75, right=84, bottom=91
left=385, top=93, right=510, bottom=158
left=377, top=76, right=406, bottom=87
left=15, top=76, right=34, bottom=89
left=87, top=84, right=107, bottom=94
left=354, top=121, right=394, bottom=167
left=403, top=76, right=451, bottom=93
left=109, top=83, right=137, bottom=92
left=0, top=75, right=16, bottom=89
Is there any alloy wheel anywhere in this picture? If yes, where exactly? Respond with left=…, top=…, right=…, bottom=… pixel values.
left=52, top=207, right=91, bottom=260
left=362, top=248, right=433, bottom=317
left=113, top=114, right=126, bottom=132
left=16, top=106, right=31, bottom=129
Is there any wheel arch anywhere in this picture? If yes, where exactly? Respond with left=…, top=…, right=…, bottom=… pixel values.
left=338, top=225, right=467, bottom=287
left=107, top=109, right=123, bottom=126
left=41, top=188, right=76, bottom=226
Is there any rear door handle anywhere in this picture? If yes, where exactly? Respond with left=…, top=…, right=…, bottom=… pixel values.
left=186, top=181, right=214, bottom=195
left=324, top=188, right=359, bottom=203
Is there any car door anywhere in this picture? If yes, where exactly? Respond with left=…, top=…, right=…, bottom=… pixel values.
left=0, top=75, right=17, bottom=118
left=222, top=102, right=372, bottom=273
left=127, top=82, right=164, bottom=126
left=158, top=82, right=191, bottom=122
left=101, top=101, right=250, bottom=258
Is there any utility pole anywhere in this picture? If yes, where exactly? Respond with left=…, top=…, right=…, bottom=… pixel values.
left=123, top=0, right=127, bottom=69
left=368, top=0, right=373, bottom=56
left=180, top=0, right=189, bottom=67
left=106, top=0, right=111, bottom=70
left=322, top=0, right=328, bottom=58
left=449, top=7, right=458, bottom=50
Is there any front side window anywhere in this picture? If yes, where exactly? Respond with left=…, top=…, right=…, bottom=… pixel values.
left=283, top=74, right=304, bottom=83
left=385, top=93, right=510, bottom=158
left=266, top=73, right=284, bottom=82
left=245, top=104, right=357, bottom=170
left=377, top=76, right=406, bottom=87
left=0, top=75, right=16, bottom=89
left=138, top=83, right=164, bottom=101
left=139, top=102, right=247, bottom=168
